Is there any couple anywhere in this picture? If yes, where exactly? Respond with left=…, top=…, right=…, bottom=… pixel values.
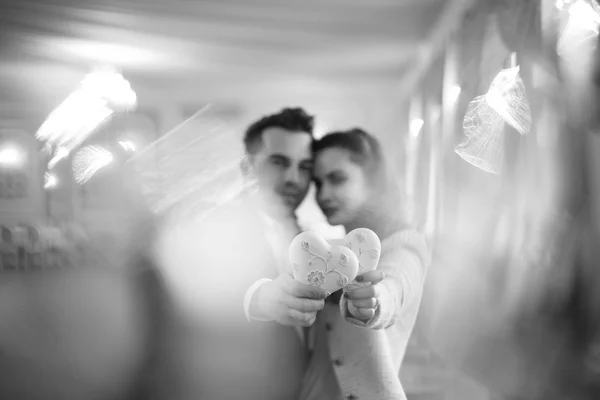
left=186, top=107, right=429, bottom=400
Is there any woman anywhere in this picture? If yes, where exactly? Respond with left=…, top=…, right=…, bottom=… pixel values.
left=300, top=128, right=429, bottom=400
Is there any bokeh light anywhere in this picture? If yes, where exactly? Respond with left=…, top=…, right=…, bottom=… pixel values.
left=0, top=145, right=26, bottom=168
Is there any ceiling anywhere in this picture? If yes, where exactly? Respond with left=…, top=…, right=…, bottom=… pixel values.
left=0, top=0, right=459, bottom=121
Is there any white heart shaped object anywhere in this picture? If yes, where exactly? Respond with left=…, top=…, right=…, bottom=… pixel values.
left=343, top=228, right=381, bottom=275
left=289, top=231, right=359, bottom=293
left=332, top=228, right=382, bottom=290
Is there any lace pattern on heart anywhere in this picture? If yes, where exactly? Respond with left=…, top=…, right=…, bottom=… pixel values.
left=345, top=233, right=380, bottom=274
left=301, top=241, right=349, bottom=287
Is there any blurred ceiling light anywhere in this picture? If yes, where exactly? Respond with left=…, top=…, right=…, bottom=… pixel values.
left=557, top=0, right=600, bottom=79
left=72, top=145, right=114, bottom=184
left=41, top=38, right=171, bottom=69
left=0, top=146, right=26, bottom=167
left=36, top=70, right=137, bottom=152
left=81, top=70, right=137, bottom=111
left=36, top=90, right=113, bottom=149
left=568, top=1, right=600, bottom=28
left=118, top=140, right=136, bottom=152
left=48, top=146, right=70, bottom=169
left=410, top=118, right=424, bottom=137
left=450, top=84, right=462, bottom=104
left=44, top=172, right=58, bottom=190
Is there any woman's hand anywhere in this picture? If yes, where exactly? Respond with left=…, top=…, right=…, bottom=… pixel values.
left=344, top=271, right=385, bottom=321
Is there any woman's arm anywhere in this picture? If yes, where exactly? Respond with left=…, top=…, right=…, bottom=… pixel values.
left=340, top=231, right=429, bottom=329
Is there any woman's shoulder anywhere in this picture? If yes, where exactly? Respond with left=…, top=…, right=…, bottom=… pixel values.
left=381, top=229, right=430, bottom=266
left=382, top=228, right=427, bottom=247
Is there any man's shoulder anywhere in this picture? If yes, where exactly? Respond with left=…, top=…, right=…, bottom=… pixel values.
left=192, top=195, right=277, bottom=279
left=203, top=196, right=260, bottom=228
left=195, top=195, right=265, bottom=247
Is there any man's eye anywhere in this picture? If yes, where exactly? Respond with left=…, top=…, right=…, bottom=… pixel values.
left=270, top=158, right=285, bottom=167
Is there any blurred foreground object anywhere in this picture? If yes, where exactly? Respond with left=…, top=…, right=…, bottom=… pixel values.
left=421, top=0, right=600, bottom=399
left=0, top=269, right=149, bottom=400
left=0, top=140, right=172, bottom=399
left=131, top=105, right=251, bottom=221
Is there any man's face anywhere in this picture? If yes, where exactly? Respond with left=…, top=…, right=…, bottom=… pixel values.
left=249, top=127, right=313, bottom=214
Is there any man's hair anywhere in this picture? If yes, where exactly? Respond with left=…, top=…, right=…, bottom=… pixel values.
left=243, top=107, right=314, bottom=155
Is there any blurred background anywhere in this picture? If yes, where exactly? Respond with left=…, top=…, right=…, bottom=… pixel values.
left=1, top=0, right=600, bottom=399
left=0, top=0, right=448, bottom=229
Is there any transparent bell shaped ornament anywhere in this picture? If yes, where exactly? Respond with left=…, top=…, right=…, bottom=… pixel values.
left=485, top=66, right=532, bottom=136
left=72, top=145, right=114, bottom=184
left=455, top=94, right=506, bottom=175
left=130, top=105, right=252, bottom=220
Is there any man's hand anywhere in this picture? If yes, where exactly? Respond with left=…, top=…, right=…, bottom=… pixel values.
left=345, top=271, right=385, bottom=321
left=250, top=274, right=327, bottom=326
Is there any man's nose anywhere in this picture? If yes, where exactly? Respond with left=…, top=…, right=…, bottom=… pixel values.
left=284, top=167, right=301, bottom=184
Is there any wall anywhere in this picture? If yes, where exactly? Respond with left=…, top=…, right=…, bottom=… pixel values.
left=0, top=126, right=44, bottom=226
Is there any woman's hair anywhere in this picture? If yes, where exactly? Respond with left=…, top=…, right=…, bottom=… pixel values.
left=312, top=128, right=408, bottom=232
left=312, top=128, right=384, bottom=181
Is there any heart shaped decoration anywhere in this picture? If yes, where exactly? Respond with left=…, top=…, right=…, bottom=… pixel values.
left=289, top=231, right=359, bottom=293
left=345, top=228, right=381, bottom=274
left=334, top=228, right=382, bottom=290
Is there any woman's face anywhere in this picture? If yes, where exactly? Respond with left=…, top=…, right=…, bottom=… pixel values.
left=313, top=147, right=371, bottom=226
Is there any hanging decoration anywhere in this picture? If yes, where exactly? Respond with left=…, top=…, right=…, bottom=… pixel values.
left=72, top=145, right=114, bottom=185
left=455, top=65, right=531, bottom=174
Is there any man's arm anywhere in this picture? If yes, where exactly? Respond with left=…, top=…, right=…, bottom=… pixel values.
left=244, top=274, right=327, bottom=326
left=243, top=278, right=272, bottom=321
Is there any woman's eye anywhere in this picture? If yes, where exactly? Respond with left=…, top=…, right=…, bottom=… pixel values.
left=330, top=176, right=347, bottom=185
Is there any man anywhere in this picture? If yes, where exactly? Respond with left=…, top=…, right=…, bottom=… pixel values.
left=241, top=108, right=329, bottom=326
left=163, top=107, right=327, bottom=400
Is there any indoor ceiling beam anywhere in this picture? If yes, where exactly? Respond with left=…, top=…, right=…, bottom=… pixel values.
left=397, top=0, right=477, bottom=99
